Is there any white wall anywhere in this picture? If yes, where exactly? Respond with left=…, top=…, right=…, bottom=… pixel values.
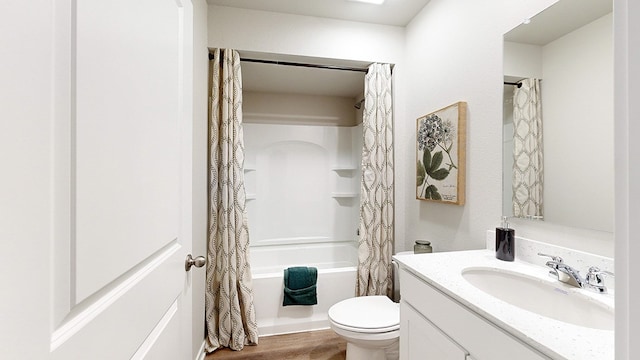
left=542, top=13, right=613, bottom=232
left=244, top=91, right=359, bottom=127
left=208, top=6, right=404, bottom=65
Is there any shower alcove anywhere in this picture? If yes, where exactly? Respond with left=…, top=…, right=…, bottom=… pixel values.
left=241, top=54, right=368, bottom=335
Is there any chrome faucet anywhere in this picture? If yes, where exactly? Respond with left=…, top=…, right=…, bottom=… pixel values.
left=538, top=253, right=583, bottom=287
left=537, top=253, right=614, bottom=293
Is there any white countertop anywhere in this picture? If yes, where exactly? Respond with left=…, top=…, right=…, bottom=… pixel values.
left=393, top=249, right=614, bottom=360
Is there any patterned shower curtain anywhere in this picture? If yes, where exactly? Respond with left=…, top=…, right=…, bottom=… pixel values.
left=356, top=63, right=395, bottom=297
left=512, top=78, right=544, bottom=219
left=205, top=48, right=259, bottom=352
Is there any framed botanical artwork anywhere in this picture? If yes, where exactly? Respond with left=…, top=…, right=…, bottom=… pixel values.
left=416, top=101, right=466, bottom=205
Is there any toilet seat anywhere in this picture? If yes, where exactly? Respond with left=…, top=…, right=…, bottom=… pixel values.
left=328, top=296, right=399, bottom=334
left=330, top=322, right=399, bottom=334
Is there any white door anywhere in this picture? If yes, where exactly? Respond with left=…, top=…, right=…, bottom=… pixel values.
left=1, top=0, right=196, bottom=359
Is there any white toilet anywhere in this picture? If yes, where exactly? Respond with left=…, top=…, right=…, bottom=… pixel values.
left=328, top=295, right=400, bottom=360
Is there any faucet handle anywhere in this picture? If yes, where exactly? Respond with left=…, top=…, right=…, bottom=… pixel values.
left=586, top=266, right=614, bottom=284
left=585, top=266, right=614, bottom=293
left=537, top=252, right=564, bottom=263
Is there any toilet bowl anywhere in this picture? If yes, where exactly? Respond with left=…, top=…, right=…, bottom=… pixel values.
left=328, top=295, right=400, bottom=360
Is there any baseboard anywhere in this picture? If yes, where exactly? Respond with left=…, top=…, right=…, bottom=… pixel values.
left=258, top=320, right=330, bottom=337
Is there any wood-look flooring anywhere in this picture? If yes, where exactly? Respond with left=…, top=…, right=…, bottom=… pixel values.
left=205, top=329, right=346, bottom=360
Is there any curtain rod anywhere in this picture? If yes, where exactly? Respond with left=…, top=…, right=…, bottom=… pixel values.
left=504, top=81, right=523, bottom=88
left=208, top=53, right=369, bottom=73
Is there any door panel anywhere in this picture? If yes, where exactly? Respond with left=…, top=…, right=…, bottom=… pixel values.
left=132, top=300, right=183, bottom=360
left=74, top=0, right=181, bottom=302
left=48, top=0, right=193, bottom=358
left=51, top=243, right=182, bottom=360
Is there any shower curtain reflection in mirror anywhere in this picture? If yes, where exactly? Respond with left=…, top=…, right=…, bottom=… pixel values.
left=511, top=78, right=544, bottom=219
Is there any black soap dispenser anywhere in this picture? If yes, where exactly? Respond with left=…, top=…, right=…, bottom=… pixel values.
left=496, top=216, right=515, bottom=261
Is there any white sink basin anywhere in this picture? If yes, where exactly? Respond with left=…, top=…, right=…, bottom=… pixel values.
left=462, top=267, right=614, bottom=330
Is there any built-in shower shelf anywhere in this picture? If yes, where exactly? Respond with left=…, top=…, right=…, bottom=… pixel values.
left=246, top=193, right=257, bottom=200
left=243, top=167, right=256, bottom=172
left=331, top=166, right=357, bottom=172
left=331, top=192, right=359, bottom=198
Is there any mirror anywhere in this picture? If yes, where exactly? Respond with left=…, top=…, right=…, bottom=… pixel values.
left=502, top=0, right=613, bottom=232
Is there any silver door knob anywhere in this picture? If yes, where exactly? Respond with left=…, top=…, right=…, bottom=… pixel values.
left=185, top=254, right=206, bottom=271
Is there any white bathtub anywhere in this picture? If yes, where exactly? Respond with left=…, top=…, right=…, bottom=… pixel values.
left=250, top=241, right=357, bottom=336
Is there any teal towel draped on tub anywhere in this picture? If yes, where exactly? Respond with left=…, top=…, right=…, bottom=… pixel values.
left=283, top=266, right=318, bottom=306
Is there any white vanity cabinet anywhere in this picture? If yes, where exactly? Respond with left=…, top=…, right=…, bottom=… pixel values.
left=400, top=301, right=468, bottom=359
left=399, top=267, right=550, bottom=360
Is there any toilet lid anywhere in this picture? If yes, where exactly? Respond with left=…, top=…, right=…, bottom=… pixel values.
left=328, top=296, right=399, bottom=333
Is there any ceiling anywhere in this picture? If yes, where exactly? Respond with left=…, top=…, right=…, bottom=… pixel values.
left=206, top=0, right=432, bottom=27
left=504, top=0, right=612, bottom=46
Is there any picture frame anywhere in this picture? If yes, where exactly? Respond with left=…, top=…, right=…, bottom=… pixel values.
left=416, top=101, right=466, bottom=205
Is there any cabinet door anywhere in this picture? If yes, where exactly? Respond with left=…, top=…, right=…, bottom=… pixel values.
left=400, top=301, right=468, bottom=360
